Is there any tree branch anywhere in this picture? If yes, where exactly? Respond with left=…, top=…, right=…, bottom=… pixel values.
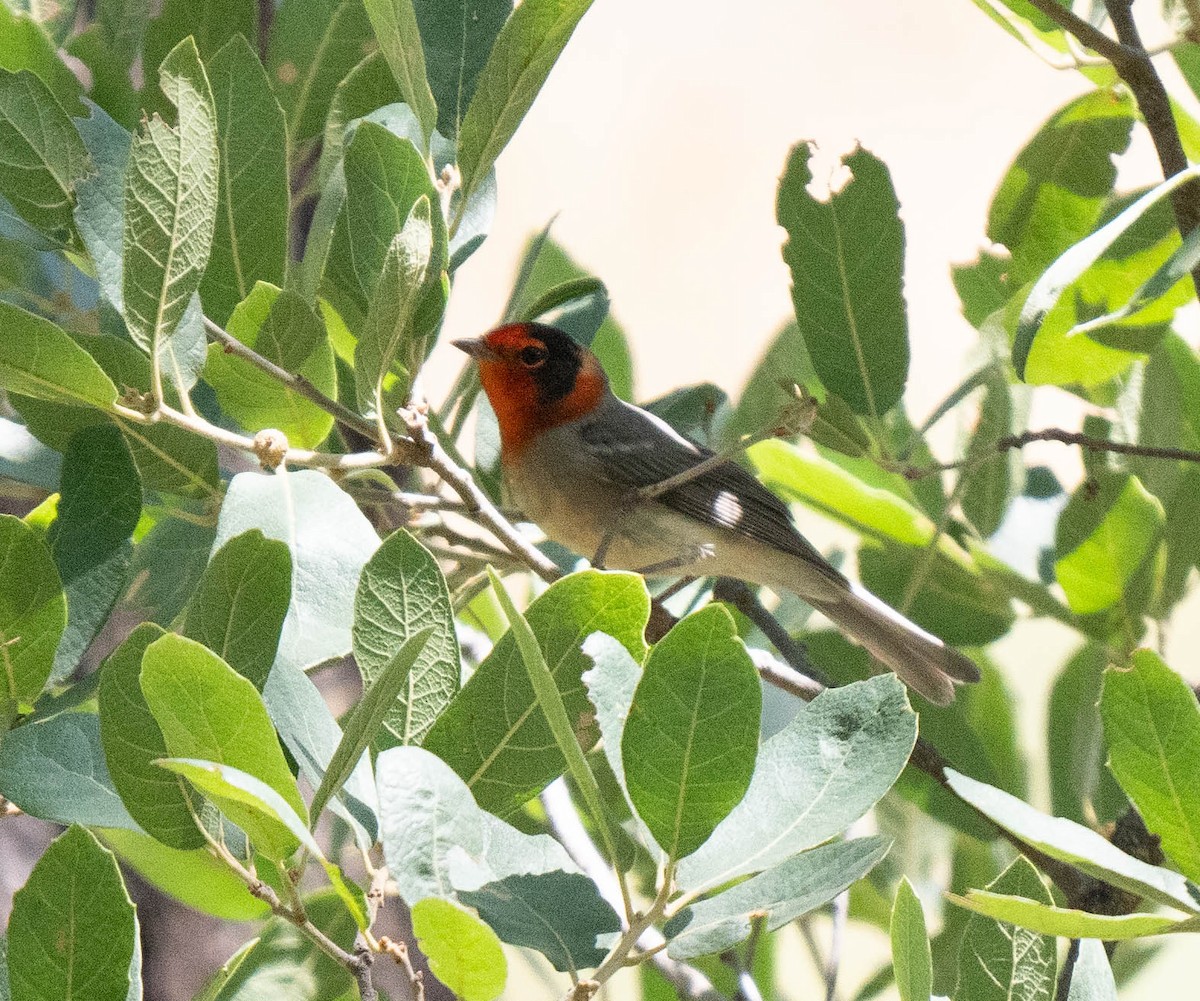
left=1023, top=0, right=1200, bottom=294
left=1023, top=0, right=1131, bottom=63
left=1104, top=0, right=1200, bottom=296
left=900, top=426, right=1200, bottom=480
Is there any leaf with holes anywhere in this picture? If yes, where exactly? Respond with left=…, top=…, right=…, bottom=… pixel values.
left=776, top=142, right=908, bottom=418
left=954, top=856, right=1056, bottom=1001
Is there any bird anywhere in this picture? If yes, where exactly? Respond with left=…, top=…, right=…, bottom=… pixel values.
left=453, top=321, right=980, bottom=705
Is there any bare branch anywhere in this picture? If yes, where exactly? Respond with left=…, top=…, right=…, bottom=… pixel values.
left=900, top=426, right=1200, bottom=480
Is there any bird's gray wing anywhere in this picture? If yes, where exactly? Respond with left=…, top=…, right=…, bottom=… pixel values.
left=575, top=398, right=846, bottom=584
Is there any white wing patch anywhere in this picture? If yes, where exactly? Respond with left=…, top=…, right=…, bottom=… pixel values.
left=711, top=489, right=744, bottom=528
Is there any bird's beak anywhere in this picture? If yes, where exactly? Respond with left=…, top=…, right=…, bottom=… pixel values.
left=452, top=337, right=500, bottom=362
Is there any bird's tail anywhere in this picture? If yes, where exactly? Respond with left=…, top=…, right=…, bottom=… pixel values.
left=808, top=582, right=980, bottom=706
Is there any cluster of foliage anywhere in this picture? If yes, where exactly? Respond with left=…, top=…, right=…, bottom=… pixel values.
left=1, top=0, right=1200, bottom=999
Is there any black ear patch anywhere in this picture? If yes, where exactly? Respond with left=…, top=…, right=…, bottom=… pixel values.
left=523, top=323, right=584, bottom=405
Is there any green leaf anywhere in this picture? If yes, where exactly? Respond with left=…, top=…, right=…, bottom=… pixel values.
left=1068, top=225, right=1200, bottom=339
left=414, top=0, right=511, bottom=139
left=10, top=331, right=218, bottom=498
left=666, top=837, right=890, bottom=961
left=353, top=528, right=459, bottom=746
left=190, top=940, right=257, bottom=1001
left=204, top=283, right=338, bottom=449
left=213, top=469, right=380, bottom=671
left=184, top=529, right=292, bottom=692
left=121, top=37, right=218, bottom=367
left=156, top=757, right=308, bottom=861
left=310, top=625, right=433, bottom=822
left=266, top=0, right=374, bottom=149
left=678, top=675, right=916, bottom=893
left=411, top=898, right=506, bottom=1001
left=954, top=856, right=1056, bottom=1001
left=65, top=28, right=139, bottom=131
left=101, top=828, right=269, bottom=920
left=1013, top=164, right=1200, bottom=379
left=262, top=659, right=379, bottom=848
left=141, top=0, right=256, bottom=83
left=459, top=871, right=620, bottom=973
left=343, top=120, right=444, bottom=297
left=423, top=569, right=649, bottom=816
left=960, top=373, right=1015, bottom=538
left=751, top=438, right=936, bottom=547
left=776, top=142, right=908, bottom=419
left=0, top=69, right=91, bottom=247
left=140, top=633, right=308, bottom=832
left=50, top=425, right=140, bottom=680
left=199, top=35, right=289, bottom=325
left=1134, top=333, right=1200, bottom=505
left=1054, top=471, right=1163, bottom=614
left=125, top=514, right=215, bottom=626
left=580, top=632, right=660, bottom=851
left=0, top=6, right=84, bottom=113
left=1067, top=939, right=1118, bottom=1001
left=949, top=891, right=1188, bottom=940
left=71, top=105, right=129, bottom=302
left=622, top=604, right=760, bottom=860
left=1049, top=643, right=1126, bottom=826
left=0, top=302, right=118, bottom=407
left=989, top=90, right=1135, bottom=287
left=0, top=514, right=65, bottom=709
left=99, top=622, right=205, bottom=848
left=456, top=0, right=593, bottom=204
left=0, top=711, right=138, bottom=830
left=362, top=0, right=439, bottom=145
left=891, top=878, right=931, bottom=1001
left=1101, top=649, right=1200, bottom=883
left=355, top=196, right=436, bottom=413
left=50, top=424, right=141, bottom=579
left=859, top=540, right=1013, bottom=647
left=6, top=825, right=136, bottom=1001
left=944, top=769, right=1200, bottom=914
left=376, top=745, right=577, bottom=905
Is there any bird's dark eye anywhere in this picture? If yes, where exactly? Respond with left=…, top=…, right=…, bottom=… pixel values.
left=519, top=344, right=548, bottom=368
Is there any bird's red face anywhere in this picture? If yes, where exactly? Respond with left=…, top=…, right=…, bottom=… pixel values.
left=454, top=323, right=607, bottom=456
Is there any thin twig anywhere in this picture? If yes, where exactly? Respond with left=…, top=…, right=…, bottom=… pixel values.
left=110, top=402, right=394, bottom=472
left=398, top=407, right=563, bottom=582
left=713, top=579, right=832, bottom=687
left=203, top=316, right=391, bottom=445
left=378, top=937, right=425, bottom=1001
left=541, top=782, right=727, bottom=1001
left=901, top=427, right=1200, bottom=480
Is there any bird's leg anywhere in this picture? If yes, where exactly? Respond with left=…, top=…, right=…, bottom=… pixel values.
left=631, top=543, right=715, bottom=577
left=590, top=487, right=642, bottom=569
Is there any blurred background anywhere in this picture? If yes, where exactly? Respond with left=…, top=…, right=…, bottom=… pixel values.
left=424, top=0, right=1196, bottom=997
